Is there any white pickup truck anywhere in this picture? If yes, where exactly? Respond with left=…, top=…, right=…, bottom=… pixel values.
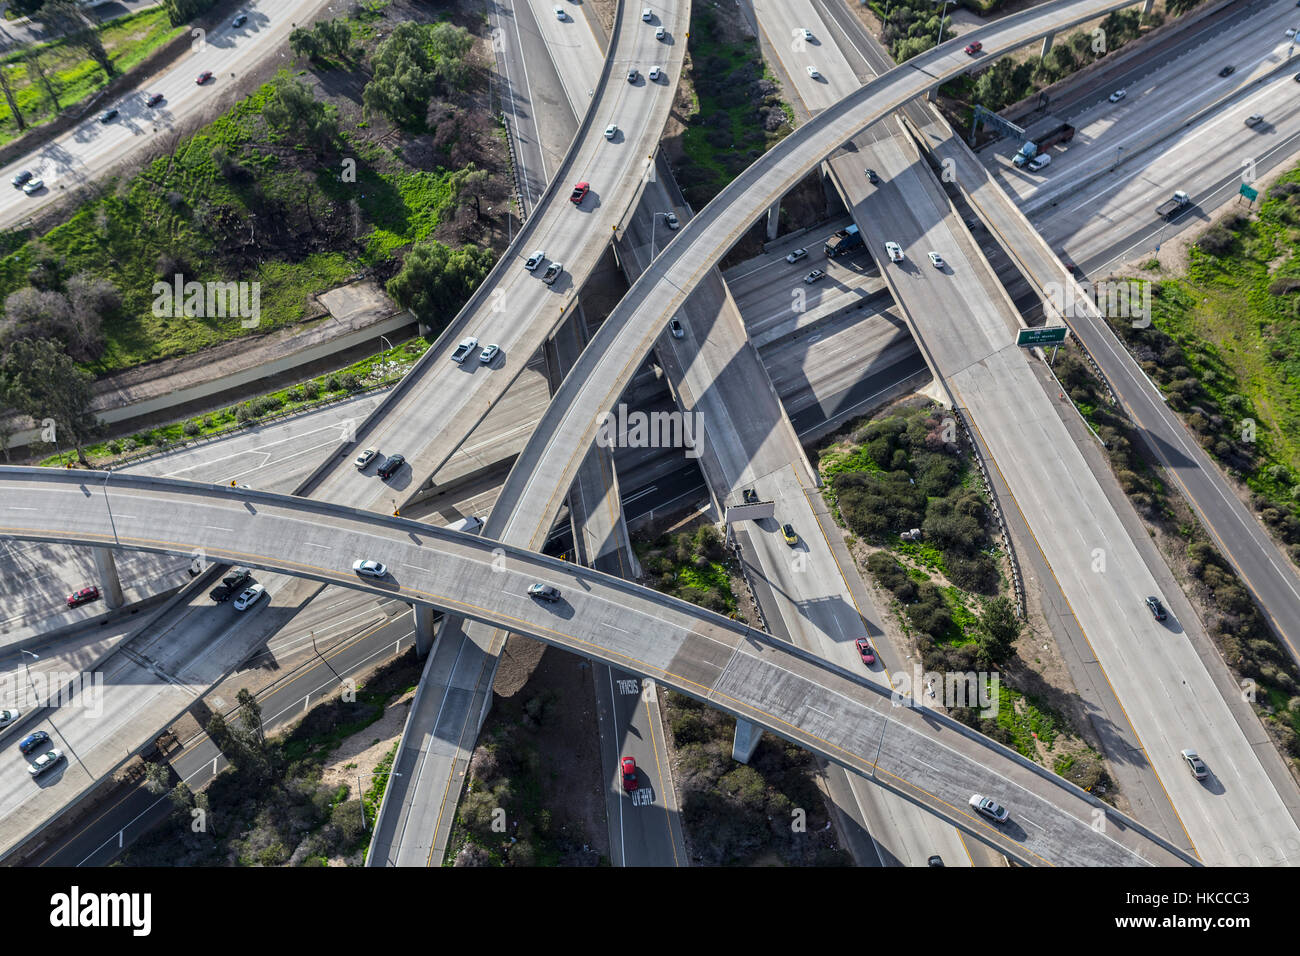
left=451, top=337, right=478, bottom=363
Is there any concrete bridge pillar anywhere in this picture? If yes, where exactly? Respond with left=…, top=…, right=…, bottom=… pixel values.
left=732, top=718, right=763, bottom=764
left=93, top=547, right=124, bottom=609
left=766, top=200, right=781, bottom=240
left=927, top=87, right=938, bottom=104
left=413, top=604, right=437, bottom=658
left=1040, top=31, right=1054, bottom=58
left=1141, top=0, right=1153, bottom=13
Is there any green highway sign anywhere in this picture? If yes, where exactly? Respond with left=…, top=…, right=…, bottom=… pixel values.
left=1016, top=326, right=1068, bottom=347
left=1239, top=183, right=1258, bottom=202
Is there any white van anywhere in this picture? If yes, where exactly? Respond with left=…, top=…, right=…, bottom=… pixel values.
left=444, top=516, right=484, bottom=534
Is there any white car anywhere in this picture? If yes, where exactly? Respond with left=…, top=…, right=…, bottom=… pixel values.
left=927, top=251, right=944, bottom=268
left=233, top=584, right=267, bottom=611
left=969, top=793, right=1009, bottom=823
left=786, top=247, right=807, bottom=264
left=354, top=448, right=377, bottom=470
left=1245, top=113, right=1263, bottom=127
left=0, top=709, right=20, bottom=728
left=22, top=178, right=43, bottom=195
left=1028, top=152, right=1051, bottom=171
left=525, top=250, right=545, bottom=271
left=801, top=28, right=813, bottom=41
left=352, top=560, right=387, bottom=578
left=1288, top=27, right=1297, bottom=37
left=656, top=26, right=666, bottom=40
left=648, top=65, right=662, bottom=81
left=1108, top=89, right=1126, bottom=102
left=554, top=5, right=566, bottom=19
left=479, top=343, right=500, bottom=365
left=806, top=65, right=820, bottom=79
left=28, top=749, right=63, bottom=777
left=641, top=7, right=652, bottom=21
left=884, top=241, right=904, bottom=262
left=665, top=212, right=679, bottom=229
left=605, top=124, right=618, bottom=140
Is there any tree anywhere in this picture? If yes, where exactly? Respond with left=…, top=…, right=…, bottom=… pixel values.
left=0, top=337, right=101, bottom=463
left=144, top=760, right=171, bottom=795
left=289, top=27, right=322, bottom=62
left=387, top=240, right=495, bottom=334
left=22, top=48, right=59, bottom=116
left=236, top=688, right=264, bottom=748
left=161, top=0, right=217, bottom=26
left=35, top=1, right=113, bottom=81
left=204, top=712, right=238, bottom=760
left=451, top=164, right=490, bottom=219
left=363, top=22, right=471, bottom=126
left=0, top=64, right=24, bottom=133
left=9, top=0, right=44, bottom=16
left=976, top=596, right=1021, bottom=667
left=262, top=72, right=337, bottom=153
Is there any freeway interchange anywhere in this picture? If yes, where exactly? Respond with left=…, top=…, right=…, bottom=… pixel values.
left=3, top=0, right=1300, bottom=871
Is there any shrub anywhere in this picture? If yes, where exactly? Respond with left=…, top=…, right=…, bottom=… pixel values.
left=183, top=420, right=201, bottom=437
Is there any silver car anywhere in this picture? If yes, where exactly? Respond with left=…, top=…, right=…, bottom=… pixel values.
left=28, top=749, right=64, bottom=777
left=352, top=559, right=387, bottom=578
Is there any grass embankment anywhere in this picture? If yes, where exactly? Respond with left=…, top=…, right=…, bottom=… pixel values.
left=674, top=5, right=792, bottom=208
left=636, top=522, right=738, bottom=616
left=0, top=8, right=185, bottom=147
left=121, top=651, right=420, bottom=867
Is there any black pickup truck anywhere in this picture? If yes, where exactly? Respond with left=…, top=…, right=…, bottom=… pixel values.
left=210, top=567, right=252, bottom=602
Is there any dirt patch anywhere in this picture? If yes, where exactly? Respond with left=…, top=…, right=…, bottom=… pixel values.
left=318, top=688, right=415, bottom=795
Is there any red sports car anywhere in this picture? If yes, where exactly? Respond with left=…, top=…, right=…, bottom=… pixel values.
left=67, top=586, right=101, bottom=609
left=964, top=41, right=982, bottom=55
left=620, top=756, right=637, bottom=791
left=196, top=70, right=214, bottom=85
left=855, top=638, right=875, bottom=666
left=570, top=181, right=590, bottom=204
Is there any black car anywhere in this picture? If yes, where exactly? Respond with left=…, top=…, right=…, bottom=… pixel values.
left=146, top=92, right=165, bottom=107
left=233, top=13, right=248, bottom=27
left=377, top=454, right=405, bottom=479
left=223, top=567, right=252, bottom=589
left=1218, top=65, right=1235, bottom=77
left=18, top=731, right=49, bottom=755
left=528, top=583, right=561, bottom=602
left=100, top=108, right=118, bottom=123
left=1145, top=596, right=1168, bottom=621
left=11, top=170, right=32, bottom=188
left=865, top=168, right=879, bottom=184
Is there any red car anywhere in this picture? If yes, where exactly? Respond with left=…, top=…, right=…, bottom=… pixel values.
left=855, top=638, right=875, bottom=666
left=67, top=586, right=101, bottom=609
left=196, top=70, right=214, bottom=85
left=145, top=92, right=164, bottom=107
left=570, top=181, right=590, bottom=204
left=620, top=756, right=637, bottom=791
left=964, top=41, right=982, bottom=55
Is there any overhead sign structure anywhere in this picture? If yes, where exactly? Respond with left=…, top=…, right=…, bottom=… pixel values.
left=1016, top=326, right=1068, bottom=347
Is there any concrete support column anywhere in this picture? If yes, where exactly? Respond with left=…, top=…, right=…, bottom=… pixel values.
left=1141, top=0, right=1153, bottom=13
left=927, top=87, right=938, bottom=104
left=93, top=547, right=124, bottom=609
left=765, top=200, right=781, bottom=240
left=1040, top=31, right=1054, bottom=58
left=732, top=718, right=763, bottom=764
left=413, top=604, right=437, bottom=658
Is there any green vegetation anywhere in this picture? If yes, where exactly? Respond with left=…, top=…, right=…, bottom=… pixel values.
left=0, top=8, right=183, bottom=145
left=120, top=651, right=420, bottom=867
left=675, top=6, right=792, bottom=208
left=665, top=691, right=851, bottom=866
left=636, top=522, right=738, bottom=616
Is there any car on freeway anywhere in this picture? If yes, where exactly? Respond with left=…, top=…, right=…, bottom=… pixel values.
left=553, top=5, right=566, bottom=19
left=786, top=247, right=807, bottom=264
left=0, top=710, right=20, bottom=729
left=621, top=756, right=638, bottom=791
left=649, top=65, right=662, bottom=81
left=964, top=40, right=982, bottom=55
left=665, top=211, right=679, bottom=229
left=642, top=7, right=653, bottom=21
left=233, top=13, right=248, bottom=27
left=528, top=582, right=561, bottom=602
left=479, top=344, right=500, bottom=365
left=927, top=855, right=945, bottom=866
left=1218, top=65, right=1235, bottom=77
left=1295, top=72, right=1300, bottom=83
left=18, top=731, right=49, bottom=755
left=11, top=170, right=31, bottom=187
left=1027, top=152, right=1051, bottom=171
left=22, top=178, right=44, bottom=195
left=627, top=68, right=639, bottom=83
left=66, top=586, right=100, bottom=609
left=605, top=124, right=618, bottom=140
left=1181, top=749, right=1209, bottom=780
left=542, top=262, right=563, bottom=285
left=354, top=448, right=377, bottom=470
left=233, top=584, right=267, bottom=611
left=1290, top=28, right=1298, bottom=37
left=806, top=65, right=820, bottom=79
left=145, top=92, right=165, bottom=107
left=781, top=523, right=798, bottom=545
left=224, top=567, right=253, bottom=589
left=1245, top=113, right=1263, bottom=127
left=1108, top=89, right=1126, bottom=103
left=855, top=638, right=875, bottom=666
left=352, top=560, right=387, bottom=578
left=801, top=28, right=813, bottom=41
left=570, top=181, right=589, bottom=204
left=656, top=26, right=666, bottom=40
left=885, top=241, right=904, bottom=262
left=99, top=108, right=118, bottom=123
left=803, top=269, right=825, bottom=284
left=196, top=70, right=214, bottom=84
left=28, top=749, right=64, bottom=777
left=669, top=318, right=684, bottom=338
left=525, top=249, right=546, bottom=271
left=1058, top=250, right=1078, bottom=273
left=927, top=251, right=944, bottom=268
left=969, top=794, right=1009, bottom=823
left=1145, top=595, right=1168, bottom=621
left=377, top=454, right=405, bottom=479
left=865, top=167, right=879, bottom=184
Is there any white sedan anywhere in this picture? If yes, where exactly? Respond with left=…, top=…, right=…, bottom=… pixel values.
left=352, top=560, right=388, bottom=578
left=1108, top=89, right=1126, bottom=103
left=233, top=584, right=266, bottom=610
left=0, top=709, right=20, bottom=728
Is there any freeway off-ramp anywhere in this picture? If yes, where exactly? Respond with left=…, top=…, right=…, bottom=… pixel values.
left=0, top=467, right=1192, bottom=866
